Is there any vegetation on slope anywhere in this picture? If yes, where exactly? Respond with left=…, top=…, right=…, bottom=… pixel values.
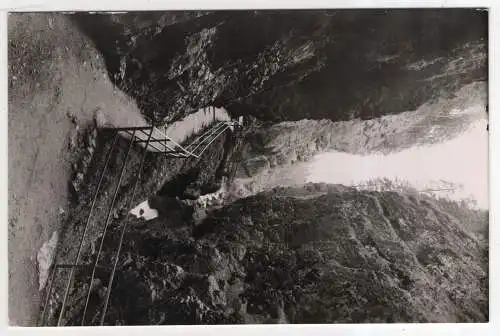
left=51, top=183, right=487, bottom=325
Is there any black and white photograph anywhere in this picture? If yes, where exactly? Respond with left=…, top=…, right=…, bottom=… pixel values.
left=7, top=8, right=489, bottom=327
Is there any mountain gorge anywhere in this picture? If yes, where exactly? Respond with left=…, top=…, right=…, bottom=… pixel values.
left=69, top=10, right=487, bottom=184
left=7, top=10, right=488, bottom=326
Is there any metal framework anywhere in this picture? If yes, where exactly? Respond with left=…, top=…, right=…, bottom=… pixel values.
left=114, top=120, right=240, bottom=159
left=39, top=118, right=243, bottom=327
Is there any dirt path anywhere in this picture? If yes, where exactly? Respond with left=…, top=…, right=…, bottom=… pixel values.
left=8, top=13, right=145, bottom=326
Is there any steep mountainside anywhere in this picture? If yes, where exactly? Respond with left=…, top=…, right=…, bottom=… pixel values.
left=67, top=10, right=487, bottom=189
left=232, top=81, right=487, bottom=180
left=51, top=184, right=487, bottom=325
left=71, top=10, right=487, bottom=124
left=10, top=11, right=488, bottom=327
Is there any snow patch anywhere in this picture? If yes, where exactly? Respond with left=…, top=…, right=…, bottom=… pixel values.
left=129, top=200, right=159, bottom=221
left=37, top=231, right=59, bottom=291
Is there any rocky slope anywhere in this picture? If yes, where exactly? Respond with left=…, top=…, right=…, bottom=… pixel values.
left=65, top=10, right=488, bottom=183
left=235, top=81, right=487, bottom=177
left=70, top=10, right=487, bottom=124
left=51, top=184, right=487, bottom=325
left=40, top=122, right=245, bottom=326
left=224, top=81, right=487, bottom=201
left=19, top=10, right=488, bottom=326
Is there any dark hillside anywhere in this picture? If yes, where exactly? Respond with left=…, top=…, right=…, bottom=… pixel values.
left=56, top=184, right=487, bottom=325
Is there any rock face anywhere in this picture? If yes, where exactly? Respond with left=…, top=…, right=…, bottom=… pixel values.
left=232, top=81, right=488, bottom=179
left=62, top=183, right=487, bottom=325
left=41, top=122, right=246, bottom=326
left=71, top=10, right=487, bottom=124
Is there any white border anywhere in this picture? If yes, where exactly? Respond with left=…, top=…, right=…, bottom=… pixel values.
left=1, top=1, right=498, bottom=336
left=0, top=0, right=493, bottom=11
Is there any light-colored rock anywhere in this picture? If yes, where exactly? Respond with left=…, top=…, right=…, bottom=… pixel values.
left=37, top=231, right=59, bottom=291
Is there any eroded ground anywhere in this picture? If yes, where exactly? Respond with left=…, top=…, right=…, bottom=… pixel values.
left=8, top=13, right=144, bottom=325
